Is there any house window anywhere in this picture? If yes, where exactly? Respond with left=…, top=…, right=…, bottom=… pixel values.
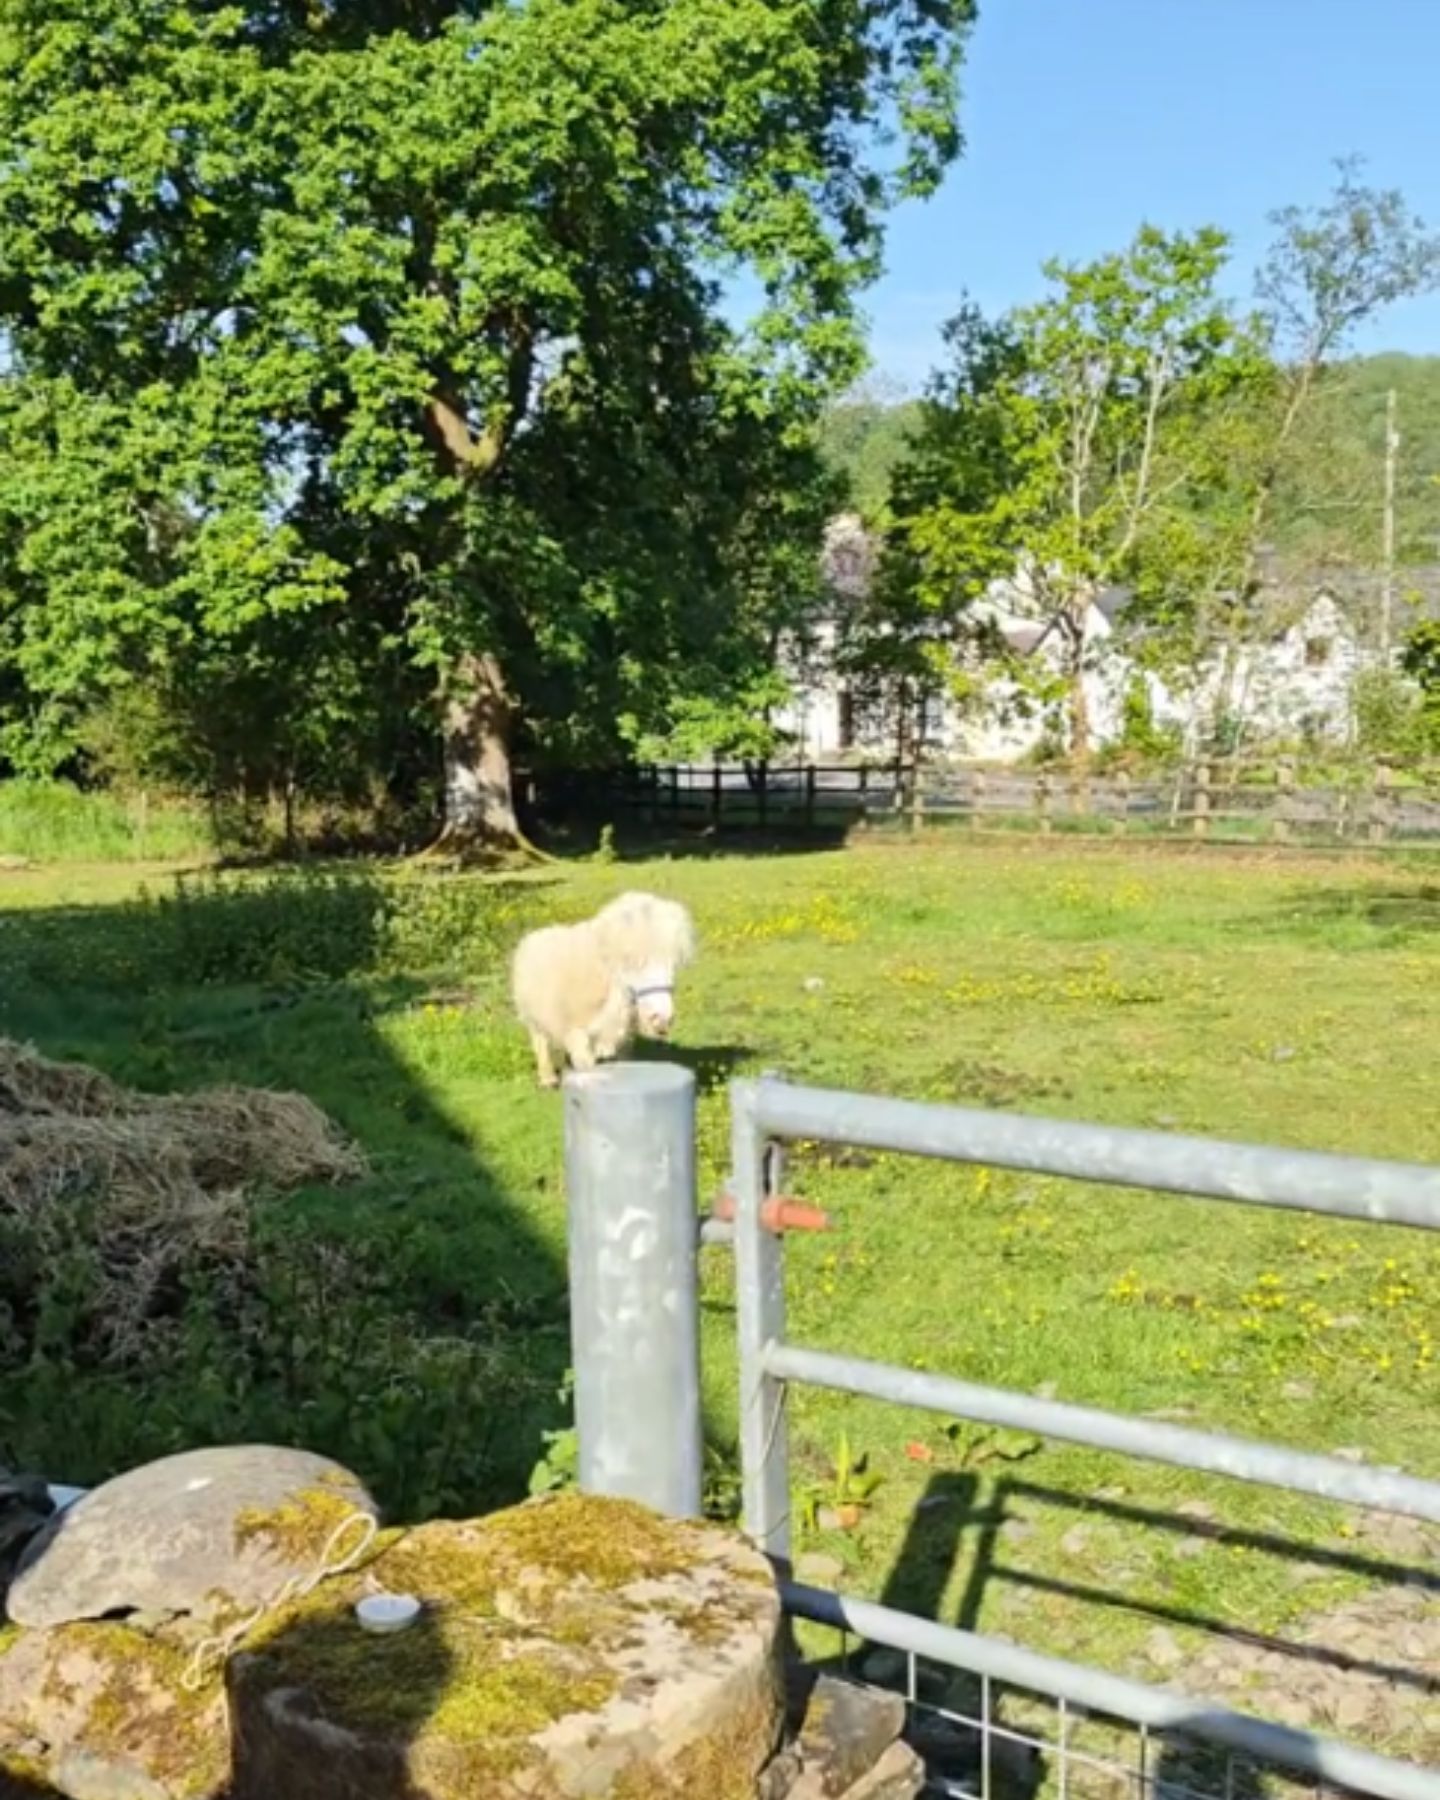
left=838, top=690, right=856, bottom=751
left=916, top=691, right=946, bottom=746
left=1305, top=636, right=1331, bottom=668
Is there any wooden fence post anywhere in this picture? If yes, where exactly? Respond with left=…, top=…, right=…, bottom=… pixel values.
left=711, top=764, right=723, bottom=828
left=908, top=757, right=924, bottom=832
left=1035, top=773, right=1052, bottom=836
left=1192, top=763, right=1212, bottom=839
left=1272, top=759, right=1293, bottom=844
left=1369, top=762, right=1392, bottom=848
left=756, top=761, right=769, bottom=830
left=1113, top=771, right=1130, bottom=836
left=970, top=769, right=986, bottom=834
left=804, top=766, right=818, bottom=832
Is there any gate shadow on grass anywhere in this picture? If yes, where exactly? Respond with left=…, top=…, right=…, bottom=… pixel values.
left=797, top=1472, right=1047, bottom=1799
left=0, top=868, right=573, bottom=1525
left=991, top=1479, right=1440, bottom=1689
left=821, top=1462, right=1437, bottom=1799
left=936, top=1471, right=1434, bottom=1799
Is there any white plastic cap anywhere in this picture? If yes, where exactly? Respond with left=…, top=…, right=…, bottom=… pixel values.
left=355, top=1593, right=422, bottom=1634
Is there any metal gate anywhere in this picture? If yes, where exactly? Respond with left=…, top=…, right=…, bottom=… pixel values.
left=563, top=1065, right=1440, bottom=1800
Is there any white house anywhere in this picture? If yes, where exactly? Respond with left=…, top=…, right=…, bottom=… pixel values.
left=1187, top=590, right=1362, bottom=748
left=775, top=538, right=1167, bottom=762
left=774, top=517, right=1431, bottom=764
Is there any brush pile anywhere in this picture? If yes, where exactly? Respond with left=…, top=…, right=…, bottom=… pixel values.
left=0, top=1040, right=366, bottom=1358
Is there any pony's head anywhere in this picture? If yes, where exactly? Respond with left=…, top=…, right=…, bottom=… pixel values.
left=593, top=892, right=697, bottom=1039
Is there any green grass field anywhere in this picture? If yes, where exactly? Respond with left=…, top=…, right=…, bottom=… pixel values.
left=0, top=834, right=1436, bottom=1768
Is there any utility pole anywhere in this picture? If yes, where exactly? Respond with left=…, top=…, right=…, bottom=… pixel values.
left=1381, top=386, right=1398, bottom=660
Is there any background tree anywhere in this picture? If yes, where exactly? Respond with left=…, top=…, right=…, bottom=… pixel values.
left=1400, top=618, right=1440, bottom=749
left=825, top=352, right=1440, bottom=578
left=876, top=228, right=1257, bottom=767
left=1202, top=161, right=1440, bottom=740
left=845, top=303, right=1030, bottom=759
left=0, top=0, right=976, bottom=848
left=819, top=376, right=924, bottom=522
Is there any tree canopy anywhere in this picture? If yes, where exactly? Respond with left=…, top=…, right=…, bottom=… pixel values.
left=0, top=0, right=976, bottom=840
left=860, top=164, right=1440, bottom=762
left=872, top=226, right=1264, bottom=760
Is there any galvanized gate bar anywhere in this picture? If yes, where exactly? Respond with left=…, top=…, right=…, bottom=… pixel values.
left=764, top=1341, right=1440, bottom=1524
left=745, top=1077, right=1440, bottom=1230
left=732, top=1080, right=791, bottom=1563
left=783, top=1582, right=1440, bottom=1800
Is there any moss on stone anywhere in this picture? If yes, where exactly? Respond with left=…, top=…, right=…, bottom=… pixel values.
left=253, top=1610, right=610, bottom=1745
left=477, top=1492, right=692, bottom=1590
left=41, top=1623, right=228, bottom=1799
left=232, top=1483, right=377, bottom=1567
left=231, top=1494, right=775, bottom=1797
left=238, top=1509, right=631, bottom=1758
left=3, top=1495, right=776, bottom=1800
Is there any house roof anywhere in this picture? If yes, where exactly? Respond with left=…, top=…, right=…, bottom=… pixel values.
left=1094, top=585, right=1133, bottom=622
left=1100, top=561, right=1440, bottom=640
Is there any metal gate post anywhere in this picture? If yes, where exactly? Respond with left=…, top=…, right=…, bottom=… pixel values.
left=563, top=1062, right=703, bottom=1518
left=731, top=1077, right=792, bottom=1566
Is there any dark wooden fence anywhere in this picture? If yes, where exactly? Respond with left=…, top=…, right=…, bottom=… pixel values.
left=527, top=757, right=1440, bottom=850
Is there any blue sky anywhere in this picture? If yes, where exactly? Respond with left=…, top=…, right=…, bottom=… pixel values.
left=862, top=0, right=1440, bottom=389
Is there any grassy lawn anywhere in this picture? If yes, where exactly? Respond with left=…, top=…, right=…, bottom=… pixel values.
left=0, top=835, right=1436, bottom=1767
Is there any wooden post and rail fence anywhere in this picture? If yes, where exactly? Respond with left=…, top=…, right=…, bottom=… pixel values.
left=527, top=755, right=1440, bottom=851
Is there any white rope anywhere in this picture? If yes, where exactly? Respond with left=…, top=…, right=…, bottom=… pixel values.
left=181, top=1506, right=379, bottom=1692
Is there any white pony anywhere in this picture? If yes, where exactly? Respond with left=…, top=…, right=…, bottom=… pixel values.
left=511, top=891, right=696, bottom=1087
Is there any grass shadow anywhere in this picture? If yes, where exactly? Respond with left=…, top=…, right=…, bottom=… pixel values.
left=525, top=773, right=855, bottom=862
left=1150, top=1718, right=1294, bottom=1800
left=0, top=867, right=572, bottom=1523
left=1271, top=881, right=1440, bottom=941
left=628, top=1038, right=752, bottom=1097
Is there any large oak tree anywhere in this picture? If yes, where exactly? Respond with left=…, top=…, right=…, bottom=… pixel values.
left=0, top=0, right=974, bottom=844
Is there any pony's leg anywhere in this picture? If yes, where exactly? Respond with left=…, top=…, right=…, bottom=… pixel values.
left=531, top=1031, right=559, bottom=1089
left=564, top=1030, right=597, bottom=1072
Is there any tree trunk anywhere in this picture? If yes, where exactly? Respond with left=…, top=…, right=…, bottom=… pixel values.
left=1063, top=597, right=1092, bottom=777
left=433, top=650, right=527, bottom=854
left=1068, top=665, right=1090, bottom=762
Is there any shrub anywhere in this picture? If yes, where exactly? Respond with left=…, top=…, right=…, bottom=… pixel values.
left=0, top=1215, right=551, bottom=1517
left=1350, top=667, right=1431, bottom=758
